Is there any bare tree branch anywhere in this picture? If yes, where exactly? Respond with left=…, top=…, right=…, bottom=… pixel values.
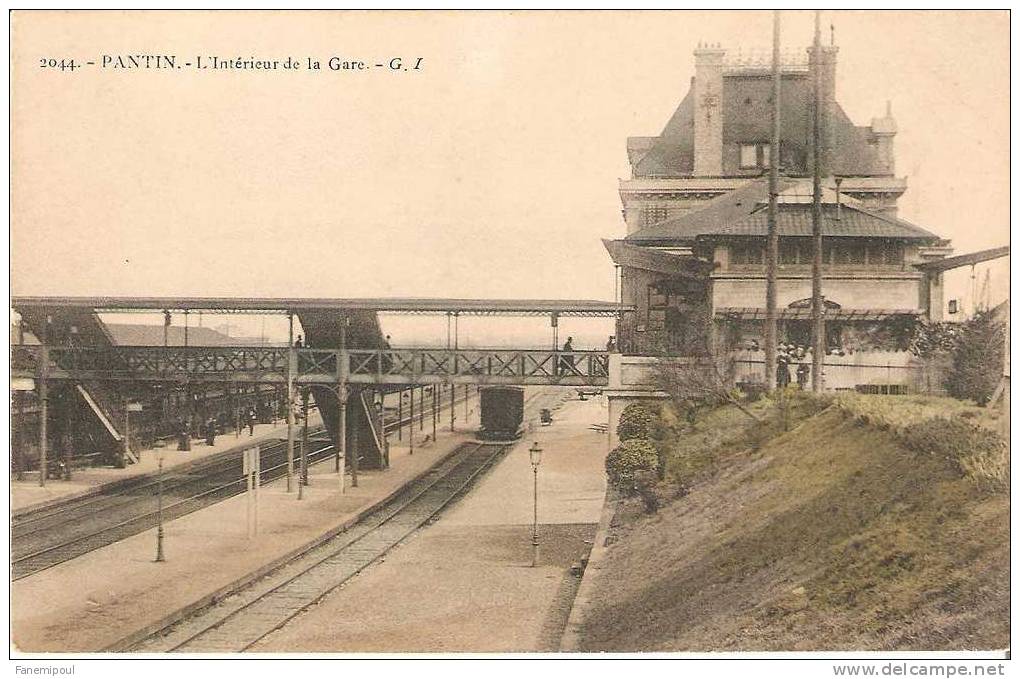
left=653, top=353, right=762, bottom=422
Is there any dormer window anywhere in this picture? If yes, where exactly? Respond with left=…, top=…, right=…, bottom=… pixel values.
left=739, top=143, right=771, bottom=169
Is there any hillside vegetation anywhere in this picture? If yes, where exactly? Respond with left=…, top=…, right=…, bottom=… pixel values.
left=581, top=395, right=1008, bottom=651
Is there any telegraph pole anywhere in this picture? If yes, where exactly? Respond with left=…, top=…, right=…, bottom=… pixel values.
left=811, top=10, right=826, bottom=392
left=765, top=10, right=782, bottom=391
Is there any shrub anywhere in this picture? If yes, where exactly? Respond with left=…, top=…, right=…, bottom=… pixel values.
left=617, top=402, right=658, bottom=442
left=909, top=321, right=961, bottom=357
left=605, top=438, right=659, bottom=491
left=632, top=469, right=660, bottom=513
left=946, top=310, right=1005, bottom=405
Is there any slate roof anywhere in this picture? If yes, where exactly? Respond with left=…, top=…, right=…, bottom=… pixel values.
left=625, top=178, right=939, bottom=243
left=625, top=177, right=787, bottom=242
left=629, top=72, right=889, bottom=178
left=717, top=204, right=939, bottom=240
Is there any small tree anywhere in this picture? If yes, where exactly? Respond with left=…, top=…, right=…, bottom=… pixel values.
left=946, top=311, right=1005, bottom=405
left=605, top=439, right=659, bottom=491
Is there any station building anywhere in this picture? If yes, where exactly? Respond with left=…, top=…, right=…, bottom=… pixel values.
left=605, top=42, right=953, bottom=358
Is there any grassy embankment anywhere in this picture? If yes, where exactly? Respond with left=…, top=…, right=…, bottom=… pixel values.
left=580, top=393, right=1009, bottom=651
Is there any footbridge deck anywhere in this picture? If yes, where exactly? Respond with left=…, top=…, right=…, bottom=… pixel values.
left=12, top=345, right=610, bottom=387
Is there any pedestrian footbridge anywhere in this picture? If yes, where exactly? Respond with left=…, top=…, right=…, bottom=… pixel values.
left=11, top=345, right=611, bottom=387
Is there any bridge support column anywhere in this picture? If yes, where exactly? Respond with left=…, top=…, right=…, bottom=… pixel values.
left=450, top=382, right=455, bottom=432
left=432, top=386, right=437, bottom=442
left=286, top=313, right=295, bottom=493
left=409, top=387, right=415, bottom=455
left=337, top=384, right=347, bottom=493
left=350, top=417, right=359, bottom=488
left=38, top=346, right=49, bottom=487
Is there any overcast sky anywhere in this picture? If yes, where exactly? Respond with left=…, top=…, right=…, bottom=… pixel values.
left=11, top=10, right=1009, bottom=341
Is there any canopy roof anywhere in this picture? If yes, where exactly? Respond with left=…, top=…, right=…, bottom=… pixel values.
left=11, top=296, right=631, bottom=317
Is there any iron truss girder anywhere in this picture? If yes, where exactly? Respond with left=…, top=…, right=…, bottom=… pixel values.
left=11, top=345, right=611, bottom=387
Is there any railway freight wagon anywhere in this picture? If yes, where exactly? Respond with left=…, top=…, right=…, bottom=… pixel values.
left=478, top=386, right=524, bottom=441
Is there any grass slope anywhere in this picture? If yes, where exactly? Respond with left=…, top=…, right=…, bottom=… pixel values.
left=579, top=403, right=1008, bottom=651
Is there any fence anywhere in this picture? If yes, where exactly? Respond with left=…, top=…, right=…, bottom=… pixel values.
left=732, top=351, right=948, bottom=395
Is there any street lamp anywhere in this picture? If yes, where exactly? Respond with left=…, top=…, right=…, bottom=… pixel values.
left=155, top=440, right=166, bottom=563
left=529, top=441, right=543, bottom=568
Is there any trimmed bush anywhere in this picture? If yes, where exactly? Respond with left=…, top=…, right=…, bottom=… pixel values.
left=617, top=402, right=658, bottom=442
left=606, top=438, right=659, bottom=491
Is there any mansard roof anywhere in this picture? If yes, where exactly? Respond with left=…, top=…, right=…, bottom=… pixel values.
left=628, top=72, right=890, bottom=178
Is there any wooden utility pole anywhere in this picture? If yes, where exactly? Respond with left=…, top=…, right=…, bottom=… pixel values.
left=811, top=10, right=826, bottom=392
left=765, top=10, right=782, bottom=391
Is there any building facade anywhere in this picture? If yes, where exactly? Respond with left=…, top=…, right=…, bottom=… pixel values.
left=605, top=42, right=953, bottom=361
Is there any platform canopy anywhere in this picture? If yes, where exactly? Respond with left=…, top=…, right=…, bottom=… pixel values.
left=11, top=296, right=632, bottom=317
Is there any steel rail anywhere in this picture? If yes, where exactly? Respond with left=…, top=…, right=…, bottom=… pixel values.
left=12, top=388, right=475, bottom=579
left=135, top=441, right=509, bottom=653
left=11, top=444, right=337, bottom=580
left=12, top=431, right=325, bottom=532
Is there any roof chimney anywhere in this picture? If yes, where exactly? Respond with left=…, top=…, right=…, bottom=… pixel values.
left=807, top=42, right=838, bottom=176
left=870, top=100, right=897, bottom=175
left=693, top=43, right=726, bottom=177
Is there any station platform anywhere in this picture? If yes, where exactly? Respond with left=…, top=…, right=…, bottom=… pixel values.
left=250, top=392, right=610, bottom=652
left=11, top=415, right=323, bottom=515
left=10, top=403, right=481, bottom=653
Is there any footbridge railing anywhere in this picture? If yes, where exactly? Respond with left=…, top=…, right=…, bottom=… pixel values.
left=11, top=345, right=611, bottom=387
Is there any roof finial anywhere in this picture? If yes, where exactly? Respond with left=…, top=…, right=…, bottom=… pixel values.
left=830, top=23, right=835, bottom=46
left=886, top=100, right=892, bottom=116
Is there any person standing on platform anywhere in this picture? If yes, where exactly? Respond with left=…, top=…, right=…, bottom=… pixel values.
left=606, top=336, right=617, bottom=353
left=247, top=407, right=257, bottom=436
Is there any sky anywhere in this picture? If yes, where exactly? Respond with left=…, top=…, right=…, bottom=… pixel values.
left=10, top=10, right=1009, bottom=344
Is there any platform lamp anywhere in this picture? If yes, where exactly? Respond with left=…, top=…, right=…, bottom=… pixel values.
left=154, top=438, right=166, bottom=563
left=529, top=441, right=543, bottom=567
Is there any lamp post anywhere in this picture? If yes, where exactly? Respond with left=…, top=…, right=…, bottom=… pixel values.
left=155, top=442, right=166, bottom=563
left=529, top=441, right=543, bottom=567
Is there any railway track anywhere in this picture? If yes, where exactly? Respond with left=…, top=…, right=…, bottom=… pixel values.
left=11, top=436, right=336, bottom=581
left=12, top=387, right=479, bottom=581
left=129, top=440, right=511, bottom=653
